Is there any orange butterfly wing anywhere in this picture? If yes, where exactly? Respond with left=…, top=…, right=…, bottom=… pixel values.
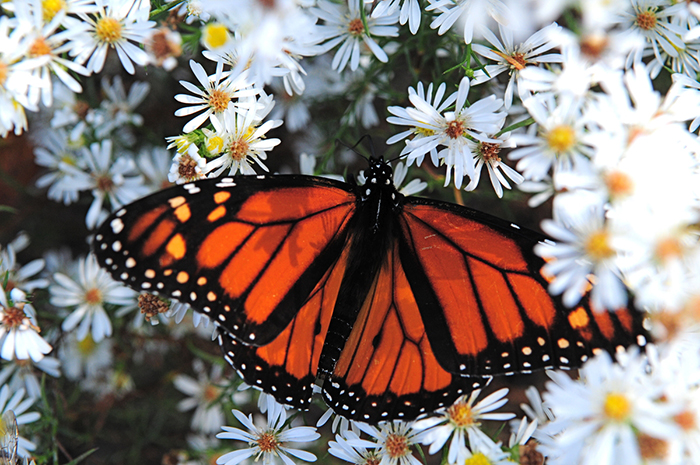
left=96, top=175, right=356, bottom=347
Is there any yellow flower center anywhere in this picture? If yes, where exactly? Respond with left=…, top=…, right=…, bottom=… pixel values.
left=348, top=18, right=365, bottom=36
left=95, top=17, right=123, bottom=44
left=257, top=431, right=279, bottom=453
left=384, top=433, right=409, bottom=459
left=77, top=335, right=97, bottom=355
left=203, top=384, right=220, bottom=402
left=674, top=410, right=697, bottom=431
left=479, top=142, right=501, bottom=163
left=580, top=32, right=609, bottom=61
left=464, top=452, right=491, bottom=465
left=655, top=237, right=683, bottom=263
left=603, top=392, right=631, bottom=421
left=29, top=37, right=52, bottom=57
left=605, top=171, right=634, bottom=198
left=229, top=137, right=250, bottom=161
left=208, top=89, right=231, bottom=113
left=42, top=0, right=66, bottom=21
left=446, top=119, right=465, bottom=139
left=635, top=10, right=657, bottom=31
left=206, top=135, right=224, bottom=153
left=202, top=23, right=229, bottom=49
left=585, top=230, right=614, bottom=261
left=84, top=287, right=103, bottom=305
left=2, top=306, right=26, bottom=328
left=546, top=125, right=576, bottom=154
left=447, top=401, right=475, bottom=428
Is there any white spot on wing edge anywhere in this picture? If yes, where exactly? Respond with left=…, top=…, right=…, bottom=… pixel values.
left=111, top=218, right=124, bottom=234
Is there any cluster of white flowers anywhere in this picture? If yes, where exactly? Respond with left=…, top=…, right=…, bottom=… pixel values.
left=3, top=0, right=700, bottom=463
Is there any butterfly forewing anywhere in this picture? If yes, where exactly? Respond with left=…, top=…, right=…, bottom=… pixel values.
left=398, top=198, right=647, bottom=377
left=95, top=175, right=357, bottom=346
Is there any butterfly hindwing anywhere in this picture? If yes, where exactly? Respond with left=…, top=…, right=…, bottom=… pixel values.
left=218, top=246, right=350, bottom=409
left=324, top=240, right=487, bottom=423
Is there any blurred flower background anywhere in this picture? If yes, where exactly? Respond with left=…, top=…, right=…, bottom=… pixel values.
left=1, top=0, right=700, bottom=464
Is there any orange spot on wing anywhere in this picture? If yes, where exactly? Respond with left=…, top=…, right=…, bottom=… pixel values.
left=236, top=187, right=354, bottom=223
left=469, top=258, right=524, bottom=343
left=197, top=222, right=255, bottom=269
left=214, top=191, right=231, bottom=204
left=128, top=205, right=168, bottom=242
left=166, top=233, right=186, bottom=260
left=142, top=218, right=175, bottom=257
left=509, top=274, right=556, bottom=328
left=207, top=205, right=226, bottom=222
left=174, top=203, right=191, bottom=223
left=568, top=307, right=590, bottom=329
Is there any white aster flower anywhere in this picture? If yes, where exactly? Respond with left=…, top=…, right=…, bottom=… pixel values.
left=168, top=143, right=207, bottom=184
left=472, top=22, right=562, bottom=109
left=354, top=420, right=425, bottom=465
left=509, top=95, right=592, bottom=182
left=535, top=203, right=627, bottom=310
left=0, top=289, right=52, bottom=363
left=464, top=133, right=523, bottom=198
left=58, top=332, right=113, bottom=383
left=65, top=0, right=155, bottom=75
left=415, top=388, right=514, bottom=464
left=0, top=385, right=40, bottom=458
left=613, top=0, right=687, bottom=68
left=328, top=430, right=381, bottom=464
left=50, top=254, right=136, bottom=342
left=33, top=128, right=85, bottom=205
left=541, top=349, right=679, bottom=465
left=403, top=77, right=506, bottom=188
left=12, top=0, right=90, bottom=108
left=63, top=139, right=147, bottom=229
left=387, top=81, right=457, bottom=167
left=135, top=145, right=172, bottom=192
left=0, top=356, right=61, bottom=400
left=217, top=396, right=320, bottom=465
left=372, top=0, right=422, bottom=34
left=174, top=59, right=257, bottom=134
left=174, top=359, right=226, bottom=435
left=0, top=236, right=48, bottom=292
left=202, top=105, right=281, bottom=177
left=426, top=0, right=510, bottom=44
left=88, top=75, right=149, bottom=139
left=144, top=26, right=182, bottom=71
left=313, top=0, right=399, bottom=72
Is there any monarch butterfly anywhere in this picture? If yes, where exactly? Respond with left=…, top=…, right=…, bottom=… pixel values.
left=94, top=157, right=647, bottom=423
